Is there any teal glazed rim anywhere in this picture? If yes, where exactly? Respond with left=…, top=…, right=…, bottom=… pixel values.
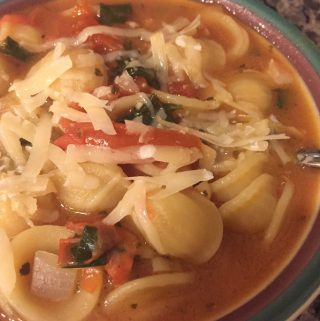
left=0, top=0, right=318, bottom=321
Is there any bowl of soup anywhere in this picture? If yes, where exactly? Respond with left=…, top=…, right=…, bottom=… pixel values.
left=0, top=1, right=319, bottom=321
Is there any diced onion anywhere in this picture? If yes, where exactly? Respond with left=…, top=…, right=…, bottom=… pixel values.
left=31, top=251, right=77, bottom=302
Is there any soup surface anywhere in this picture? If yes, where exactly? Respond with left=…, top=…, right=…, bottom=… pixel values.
left=0, top=1, right=319, bottom=321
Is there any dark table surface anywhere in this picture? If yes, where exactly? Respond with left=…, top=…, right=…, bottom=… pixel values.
left=262, top=1, right=320, bottom=320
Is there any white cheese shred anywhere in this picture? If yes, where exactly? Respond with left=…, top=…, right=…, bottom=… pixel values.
left=23, top=113, right=52, bottom=178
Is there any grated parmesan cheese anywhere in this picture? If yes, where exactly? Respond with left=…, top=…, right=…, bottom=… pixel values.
left=10, top=55, right=72, bottom=98
left=129, top=169, right=213, bottom=199
left=66, top=92, right=115, bottom=134
left=23, top=113, right=52, bottom=178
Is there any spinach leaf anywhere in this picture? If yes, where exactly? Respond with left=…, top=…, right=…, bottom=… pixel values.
left=99, top=3, right=132, bottom=25
left=109, top=56, right=132, bottom=79
left=110, top=57, right=160, bottom=90
left=71, top=226, right=98, bottom=263
left=149, top=94, right=181, bottom=123
left=119, top=104, right=153, bottom=125
left=126, top=66, right=160, bottom=90
left=64, top=253, right=108, bottom=268
left=0, top=37, right=33, bottom=62
left=118, top=94, right=181, bottom=125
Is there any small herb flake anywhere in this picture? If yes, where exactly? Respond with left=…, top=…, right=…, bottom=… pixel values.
left=94, top=68, right=103, bottom=77
left=19, top=138, right=32, bottom=147
left=19, top=262, right=30, bottom=276
left=275, top=88, right=287, bottom=109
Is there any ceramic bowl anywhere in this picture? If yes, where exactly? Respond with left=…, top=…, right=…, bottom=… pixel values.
left=0, top=0, right=318, bottom=320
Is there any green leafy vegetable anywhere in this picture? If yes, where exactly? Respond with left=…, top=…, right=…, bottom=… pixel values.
left=0, top=37, right=33, bottom=61
left=110, top=57, right=160, bottom=89
left=275, top=88, right=287, bottom=109
left=149, top=94, right=181, bottom=123
left=110, top=56, right=132, bottom=79
left=71, top=226, right=98, bottom=263
left=118, top=94, right=181, bottom=125
left=64, top=254, right=108, bottom=268
left=99, top=3, right=132, bottom=25
left=126, top=66, right=160, bottom=90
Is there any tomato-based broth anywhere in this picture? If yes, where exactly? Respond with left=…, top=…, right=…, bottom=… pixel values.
left=0, top=1, right=319, bottom=321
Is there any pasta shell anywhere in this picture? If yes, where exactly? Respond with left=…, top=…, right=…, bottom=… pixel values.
left=52, top=162, right=129, bottom=214
left=226, top=71, right=273, bottom=113
left=219, top=174, right=277, bottom=233
left=103, top=272, right=193, bottom=321
left=145, top=190, right=223, bottom=264
left=200, top=39, right=226, bottom=73
left=211, top=152, right=268, bottom=203
left=7, top=225, right=103, bottom=321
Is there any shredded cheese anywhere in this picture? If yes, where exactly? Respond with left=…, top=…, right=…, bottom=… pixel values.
left=129, top=169, right=213, bottom=199
left=23, top=114, right=52, bottom=178
left=10, top=55, right=72, bottom=98
left=66, top=92, right=115, bottom=134
left=153, top=89, right=219, bottom=110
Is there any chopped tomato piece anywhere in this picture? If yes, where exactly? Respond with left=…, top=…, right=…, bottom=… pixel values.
left=168, top=79, right=198, bottom=98
left=71, top=0, right=98, bottom=34
left=133, top=77, right=152, bottom=93
left=28, top=1, right=97, bottom=39
left=29, top=7, right=74, bottom=39
left=105, top=251, right=134, bottom=285
left=86, top=34, right=123, bottom=54
left=54, top=119, right=201, bottom=150
left=58, top=238, right=80, bottom=265
left=80, top=268, right=102, bottom=293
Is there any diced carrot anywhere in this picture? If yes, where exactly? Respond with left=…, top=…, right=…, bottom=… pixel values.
left=80, top=267, right=102, bottom=293
left=105, top=251, right=134, bottom=286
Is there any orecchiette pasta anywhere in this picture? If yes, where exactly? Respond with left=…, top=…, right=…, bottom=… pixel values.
left=7, top=225, right=103, bottom=321
left=219, top=174, right=277, bottom=233
left=52, top=162, right=129, bottom=213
